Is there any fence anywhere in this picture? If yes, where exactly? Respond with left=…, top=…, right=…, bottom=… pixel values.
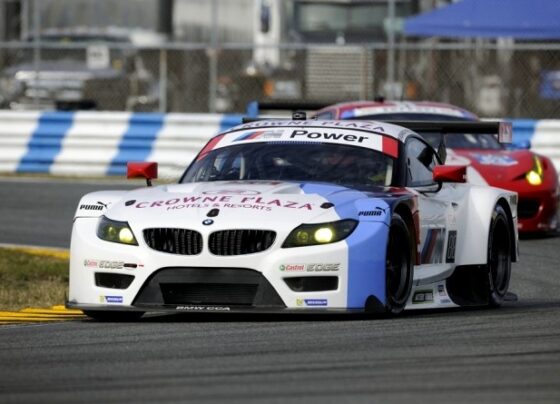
left=2, top=0, right=560, bottom=119
left=2, top=39, right=560, bottom=119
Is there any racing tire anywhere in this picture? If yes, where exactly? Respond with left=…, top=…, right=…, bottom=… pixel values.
left=385, top=213, right=414, bottom=315
left=83, top=310, right=144, bottom=322
left=487, top=204, right=512, bottom=307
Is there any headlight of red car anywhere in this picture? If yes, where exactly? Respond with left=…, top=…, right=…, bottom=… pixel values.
left=526, top=155, right=544, bottom=186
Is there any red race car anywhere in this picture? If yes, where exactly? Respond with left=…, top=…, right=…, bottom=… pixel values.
left=314, top=100, right=560, bottom=234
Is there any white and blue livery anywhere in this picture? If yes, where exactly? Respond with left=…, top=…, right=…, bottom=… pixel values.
left=67, top=118, right=518, bottom=320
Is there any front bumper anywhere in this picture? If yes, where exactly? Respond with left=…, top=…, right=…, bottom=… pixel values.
left=133, top=267, right=285, bottom=308
left=68, top=218, right=387, bottom=312
left=517, top=188, right=559, bottom=233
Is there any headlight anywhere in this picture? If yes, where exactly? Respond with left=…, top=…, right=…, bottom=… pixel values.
left=282, top=219, right=358, bottom=248
left=526, top=156, right=543, bottom=186
left=97, top=216, right=138, bottom=245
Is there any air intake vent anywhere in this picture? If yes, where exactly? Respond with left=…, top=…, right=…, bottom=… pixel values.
left=132, top=267, right=286, bottom=308
left=95, top=273, right=135, bottom=289
left=208, top=230, right=276, bottom=255
left=143, top=228, right=203, bottom=255
left=161, top=283, right=258, bottom=306
left=518, top=198, right=540, bottom=219
left=284, top=276, right=338, bottom=292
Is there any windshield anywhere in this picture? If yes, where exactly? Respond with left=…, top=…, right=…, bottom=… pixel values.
left=297, top=3, right=387, bottom=32
left=355, top=113, right=502, bottom=150
left=294, top=1, right=415, bottom=41
left=182, top=143, right=394, bottom=188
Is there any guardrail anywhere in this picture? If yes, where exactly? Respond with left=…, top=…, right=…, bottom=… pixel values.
left=0, top=111, right=242, bottom=180
left=0, top=112, right=558, bottom=180
left=520, top=120, right=560, bottom=169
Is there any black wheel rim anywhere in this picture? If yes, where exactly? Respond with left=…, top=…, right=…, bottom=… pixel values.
left=490, top=218, right=510, bottom=296
left=386, top=225, right=410, bottom=305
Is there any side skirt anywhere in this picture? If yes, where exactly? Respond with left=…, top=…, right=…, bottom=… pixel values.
left=405, top=280, right=459, bottom=310
left=445, top=265, right=490, bottom=306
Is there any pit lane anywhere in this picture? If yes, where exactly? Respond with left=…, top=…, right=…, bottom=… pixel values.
left=0, top=177, right=559, bottom=403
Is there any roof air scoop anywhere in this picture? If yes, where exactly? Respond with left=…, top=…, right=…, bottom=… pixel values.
left=292, top=111, right=306, bottom=120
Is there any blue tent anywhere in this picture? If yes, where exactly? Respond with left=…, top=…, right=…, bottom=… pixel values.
left=404, top=0, right=560, bottom=39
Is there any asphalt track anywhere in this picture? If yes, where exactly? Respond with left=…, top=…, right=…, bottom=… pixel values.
left=0, top=177, right=138, bottom=249
left=0, top=177, right=559, bottom=403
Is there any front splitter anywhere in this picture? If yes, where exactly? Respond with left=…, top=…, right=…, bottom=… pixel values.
left=66, top=301, right=367, bottom=315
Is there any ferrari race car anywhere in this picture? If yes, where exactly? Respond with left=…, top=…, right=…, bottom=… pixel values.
left=315, top=100, right=559, bottom=233
left=67, top=116, right=518, bottom=320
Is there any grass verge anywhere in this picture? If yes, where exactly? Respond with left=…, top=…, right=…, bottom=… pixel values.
left=0, top=247, right=69, bottom=311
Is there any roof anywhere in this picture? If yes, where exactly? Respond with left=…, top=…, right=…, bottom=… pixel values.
left=224, top=120, right=409, bottom=139
left=24, top=26, right=164, bottom=46
left=319, top=100, right=478, bottom=120
left=404, top=0, right=560, bottom=39
left=207, top=120, right=413, bottom=159
left=205, top=118, right=512, bottom=162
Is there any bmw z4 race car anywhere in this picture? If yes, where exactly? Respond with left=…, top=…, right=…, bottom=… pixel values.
left=314, top=100, right=560, bottom=233
left=67, top=116, right=518, bottom=320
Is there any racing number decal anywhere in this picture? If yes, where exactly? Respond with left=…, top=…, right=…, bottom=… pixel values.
left=445, top=230, right=457, bottom=263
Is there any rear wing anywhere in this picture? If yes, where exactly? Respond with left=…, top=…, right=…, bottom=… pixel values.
left=385, top=120, right=513, bottom=144
left=246, top=101, right=329, bottom=117
left=239, top=116, right=513, bottom=144
left=386, top=120, right=512, bottom=164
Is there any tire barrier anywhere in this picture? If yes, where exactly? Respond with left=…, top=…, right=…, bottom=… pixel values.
left=0, top=112, right=558, bottom=179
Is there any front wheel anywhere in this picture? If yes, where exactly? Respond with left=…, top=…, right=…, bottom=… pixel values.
left=83, top=310, right=144, bottom=322
left=487, top=204, right=512, bottom=307
left=385, top=213, right=414, bottom=315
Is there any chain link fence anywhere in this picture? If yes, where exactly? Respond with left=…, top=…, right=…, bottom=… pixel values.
left=2, top=40, right=560, bottom=119
left=213, top=43, right=560, bottom=119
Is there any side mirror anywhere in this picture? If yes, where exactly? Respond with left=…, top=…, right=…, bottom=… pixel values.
left=433, top=165, right=467, bottom=183
left=127, top=162, right=158, bottom=187
left=437, top=137, right=447, bottom=164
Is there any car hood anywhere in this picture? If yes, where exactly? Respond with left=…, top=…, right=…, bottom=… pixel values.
left=98, top=181, right=388, bottom=231
left=447, top=149, right=534, bottom=186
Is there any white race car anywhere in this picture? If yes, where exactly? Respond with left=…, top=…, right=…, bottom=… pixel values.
left=67, top=116, right=518, bottom=320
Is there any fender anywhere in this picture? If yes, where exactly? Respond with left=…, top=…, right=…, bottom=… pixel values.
left=380, top=190, right=420, bottom=265
left=454, top=185, right=518, bottom=266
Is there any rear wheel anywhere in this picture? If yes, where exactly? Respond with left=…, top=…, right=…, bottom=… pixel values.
left=487, top=204, right=512, bottom=307
left=83, top=310, right=144, bottom=322
left=385, top=213, right=414, bottom=315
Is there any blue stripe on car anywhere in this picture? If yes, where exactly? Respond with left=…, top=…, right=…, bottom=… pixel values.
left=17, top=111, right=74, bottom=173
left=301, top=183, right=391, bottom=309
left=107, top=113, right=165, bottom=176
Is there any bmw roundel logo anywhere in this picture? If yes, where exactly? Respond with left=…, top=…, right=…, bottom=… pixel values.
left=202, top=219, right=214, bottom=226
